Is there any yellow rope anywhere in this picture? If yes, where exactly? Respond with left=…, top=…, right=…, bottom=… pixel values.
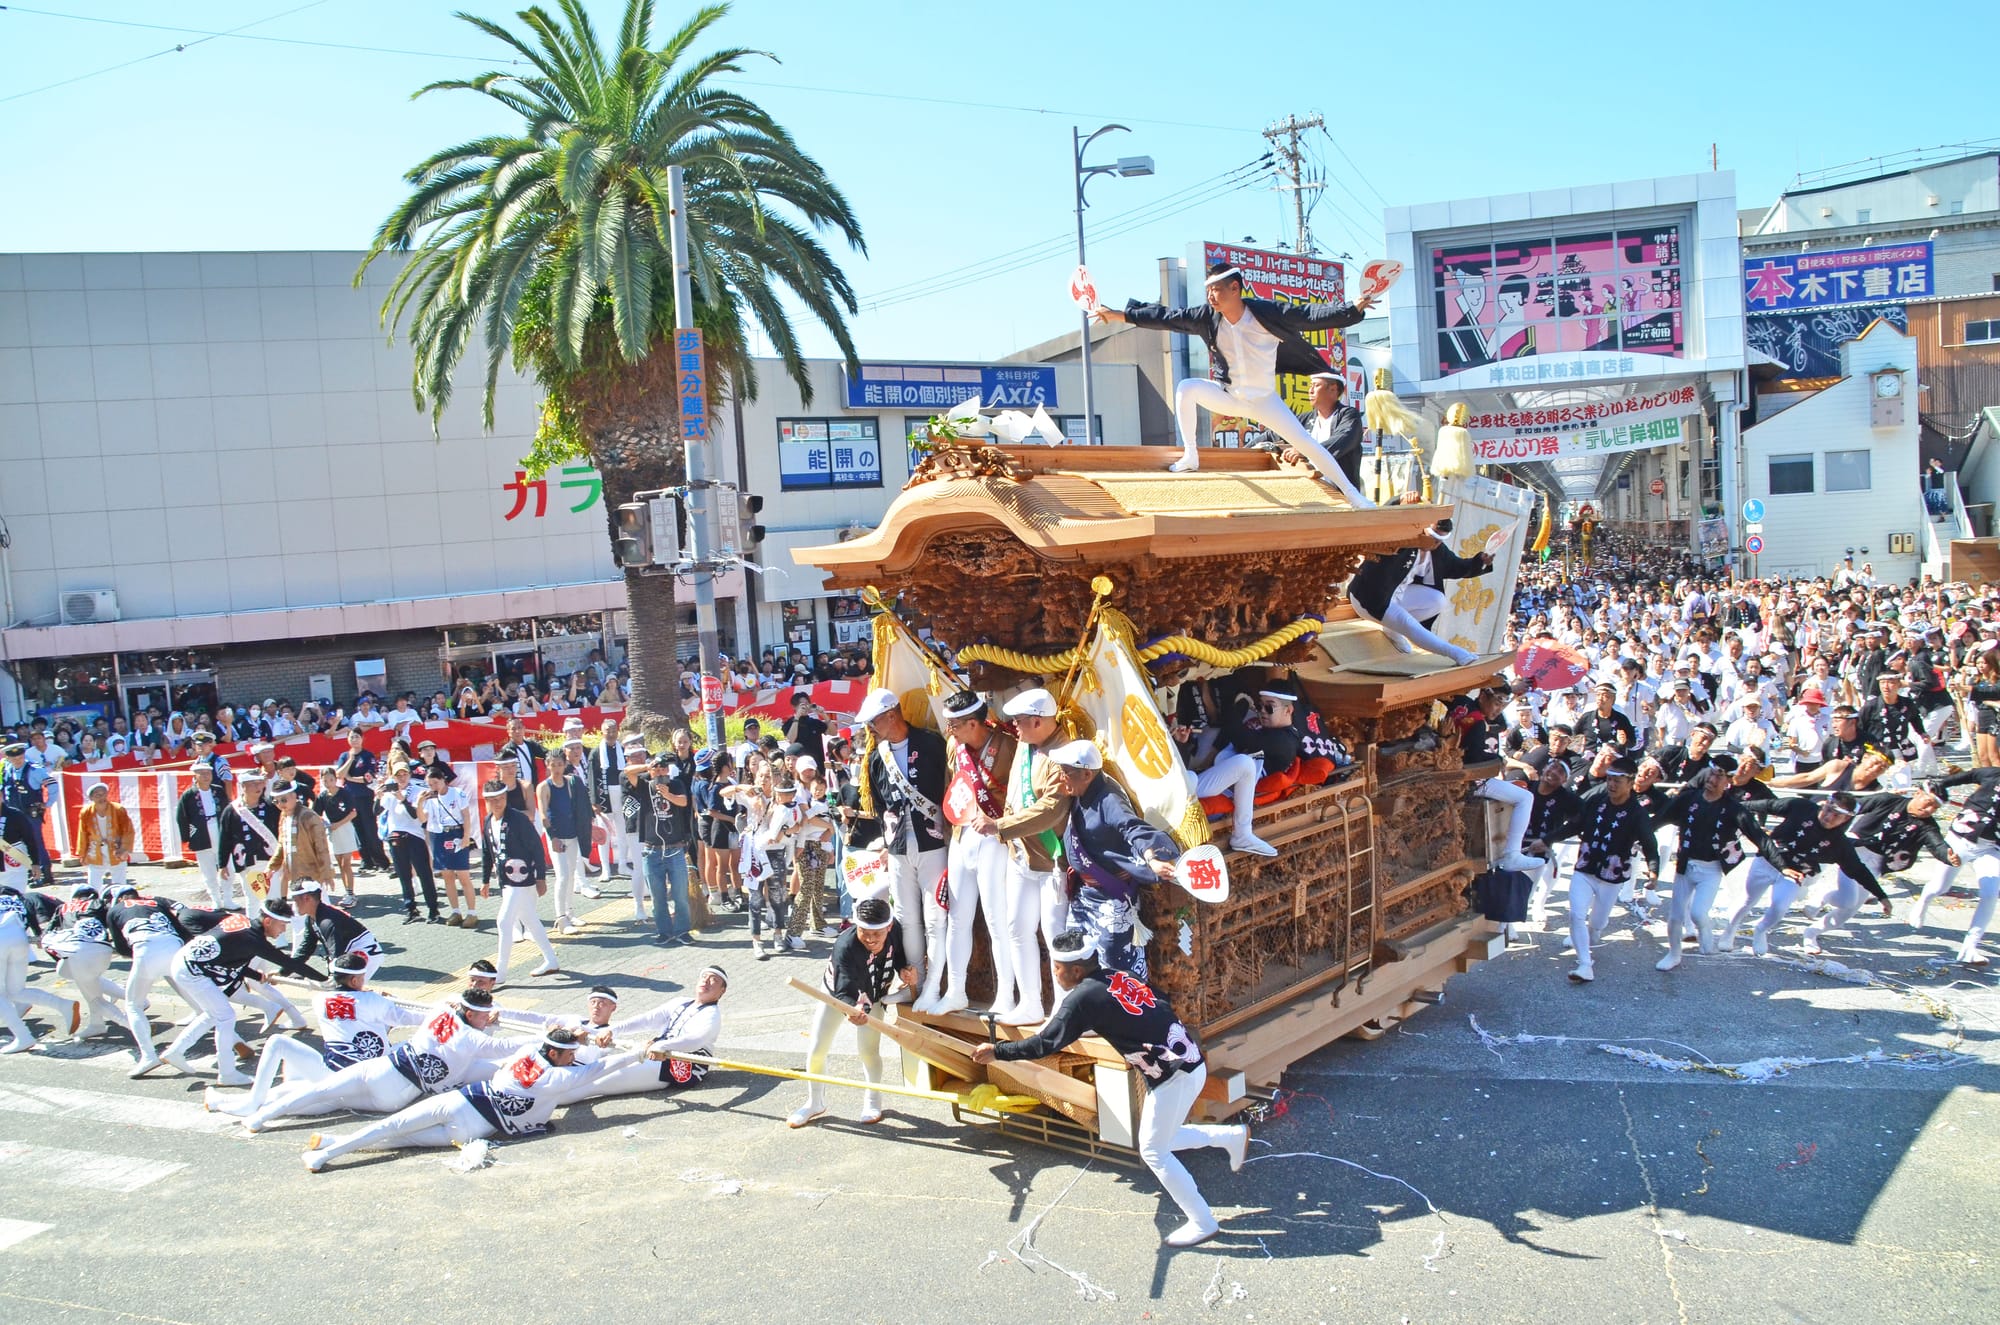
left=956, top=614, right=1325, bottom=674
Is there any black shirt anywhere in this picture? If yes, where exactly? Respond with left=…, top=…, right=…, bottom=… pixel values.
left=1851, top=793, right=1952, bottom=873
left=822, top=926, right=909, bottom=1006
left=995, top=970, right=1203, bottom=1090
left=649, top=762, right=693, bottom=847
left=1546, top=786, right=1660, bottom=883
left=784, top=712, right=828, bottom=769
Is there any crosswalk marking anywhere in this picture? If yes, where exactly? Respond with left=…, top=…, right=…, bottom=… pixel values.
left=0, top=1219, right=51, bottom=1251
left=0, top=1083, right=236, bottom=1135
left=0, top=1140, right=187, bottom=1193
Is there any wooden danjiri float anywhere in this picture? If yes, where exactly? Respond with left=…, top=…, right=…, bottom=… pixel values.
left=791, top=434, right=1528, bottom=1162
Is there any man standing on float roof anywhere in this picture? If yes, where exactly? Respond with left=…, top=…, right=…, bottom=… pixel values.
left=1092, top=262, right=1376, bottom=505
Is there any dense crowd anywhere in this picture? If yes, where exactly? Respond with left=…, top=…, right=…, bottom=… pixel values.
left=1462, top=531, right=2000, bottom=980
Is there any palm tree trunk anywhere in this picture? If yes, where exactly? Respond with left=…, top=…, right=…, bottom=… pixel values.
left=591, top=400, right=687, bottom=742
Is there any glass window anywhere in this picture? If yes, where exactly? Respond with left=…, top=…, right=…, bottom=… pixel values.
left=1769, top=453, right=1813, bottom=495
left=1825, top=450, right=1871, bottom=492
left=1966, top=319, right=1996, bottom=344
left=1855, top=208, right=1871, bottom=224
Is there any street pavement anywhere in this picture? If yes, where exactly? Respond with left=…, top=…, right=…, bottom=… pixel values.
left=0, top=854, right=1994, bottom=1324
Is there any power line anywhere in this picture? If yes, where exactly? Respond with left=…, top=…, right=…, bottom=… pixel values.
left=858, top=158, right=1267, bottom=304
left=858, top=164, right=1270, bottom=312
left=1317, top=121, right=1392, bottom=208
left=860, top=166, right=1273, bottom=314
left=0, top=4, right=514, bottom=61
left=0, top=0, right=332, bottom=105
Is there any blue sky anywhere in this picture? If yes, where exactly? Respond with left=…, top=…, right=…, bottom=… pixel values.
left=3, top=0, right=1995, bottom=362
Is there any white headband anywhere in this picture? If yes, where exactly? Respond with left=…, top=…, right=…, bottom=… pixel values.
left=1203, top=266, right=1244, bottom=287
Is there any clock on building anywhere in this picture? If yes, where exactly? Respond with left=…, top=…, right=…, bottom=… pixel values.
left=1869, top=369, right=1906, bottom=427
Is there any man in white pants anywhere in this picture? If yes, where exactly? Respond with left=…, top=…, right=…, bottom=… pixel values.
left=924, top=690, right=1014, bottom=1015
left=304, top=1027, right=637, bottom=1171
left=551, top=967, right=728, bottom=1103
left=207, top=949, right=423, bottom=1116
left=480, top=779, right=560, bottom=983
left=788, top=898, right=912, bottom=1129
left=158, top=898, right=324, bottom=1086
left=46, top=885, right=129, bottom=1041
left=175, top=763, right=228, bottom=908
left=977, top=929, right=1247, bottom=1248
left=1094, top=263, right=1375, bottom=505
left=102, top=882, right=189, bottom=1074
left=1804, top=789, right=1955, bottom=955
left=1917, top=765, right=2000, bottom=966
left=1345, top=522, right=1494, bottom=667
left=980, top=689, right=1073, bottom=1025
left=1653, top=754, right=1775, bottom=966
left=235, top=987, right=519, bottom=1133
left=1456, top=688, right=1546, bottom=874
left=0, top=881, right=76, bottom=1053
left=1536, top=755, right=1660, bottom=983
left=854, top=688, right=948, bottom=998
left=1719, top=793, right=1878, bottom=956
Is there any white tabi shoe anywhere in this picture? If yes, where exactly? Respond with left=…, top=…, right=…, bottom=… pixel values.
left=1751, top=930, right=1768, bottom=957
left=856, top=1092, right=885, bottom=1125
left=932, top=991, right=970, bottom=1016
left=1167, top=451, right=1200, bottom=474
left=1496, top=851, right=1546, bottom=872
left=1568, top=963, right=1594, bottom=983
left=1225, top=1126, right=1249, bottom=1173
left=1229, top=833, right=1278, bottom=858
left=1655, top=950, right=1683, bottom=972
left=786, top=1103, right=826, bottom=1129
left=1164, top=1219, right=1220, bottom=1248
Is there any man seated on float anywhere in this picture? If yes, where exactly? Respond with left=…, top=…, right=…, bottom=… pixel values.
left=1092, top=262, right=1375, bottom=503
left=1048, top=741, right=1180, bottom=979
left=1345, top=518, right=1493, bottom=667
left=1192, top=681, right=1301, bottom=858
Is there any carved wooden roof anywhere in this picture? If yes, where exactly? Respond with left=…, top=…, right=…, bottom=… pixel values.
left=793, top=445, right=1444, bottom=589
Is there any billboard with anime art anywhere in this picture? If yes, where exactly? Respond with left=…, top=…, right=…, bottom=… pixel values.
left=1431, top=224, right=1686, bottom=376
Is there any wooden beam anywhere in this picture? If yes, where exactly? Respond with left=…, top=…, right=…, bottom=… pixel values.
left=785, top=979, right=1095, bottom=1126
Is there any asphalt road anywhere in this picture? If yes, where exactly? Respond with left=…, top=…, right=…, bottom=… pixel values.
left=0, top=855, right=1994, bottom=1325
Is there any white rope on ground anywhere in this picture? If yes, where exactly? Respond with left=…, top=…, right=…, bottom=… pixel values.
left=985, top=1161, right=1119, bottom=1303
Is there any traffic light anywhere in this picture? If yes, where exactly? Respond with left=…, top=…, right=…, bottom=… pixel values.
left=716, top=487, right=765, bottom=557
left=612, top=502, right=651, bottom=568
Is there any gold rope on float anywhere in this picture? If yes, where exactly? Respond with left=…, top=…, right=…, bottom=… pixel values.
left=957, top=613, right=1326, bottom=675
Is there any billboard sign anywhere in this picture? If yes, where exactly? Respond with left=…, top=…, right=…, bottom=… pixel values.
left=1742, top=242, right=1932, bottom=313
left=777, top=418, right=882, bottom=490
left=1432, top=222, right=1685, bottom=377
left=1467, top=384, right=1698, bottom=462
left=844, top=364, right=1057, bottom=411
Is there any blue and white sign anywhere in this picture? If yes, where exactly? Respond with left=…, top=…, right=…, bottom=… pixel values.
left=1743, top=242, right=1932, bottom=312
left=778, top=418, right=882, bottom=491
left=1745, top=534, right=1765, bottom=555
left=1741, top=498, right=1765, bottom=523
left=844, top=363, right=1058, bottom=411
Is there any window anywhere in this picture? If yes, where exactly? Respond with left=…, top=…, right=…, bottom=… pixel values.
left=1855, top=208, right=1871, bottom=224
left=1825, top=449, right=1871, bottom=492
left=776, top=417, right=882, bottom=491
left=1769, top=453, right=1813, bottom=495
left=1967, top=319, right=1998, bottom=344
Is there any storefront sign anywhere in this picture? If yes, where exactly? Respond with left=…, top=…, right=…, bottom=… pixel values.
left=843, top=364, right=1057, bottom=411
left=1469, top=385, right=1697, bottom=461
left=1743, top=242, right=1931, bottom=312
left=777, top=418, right=882, bottom=490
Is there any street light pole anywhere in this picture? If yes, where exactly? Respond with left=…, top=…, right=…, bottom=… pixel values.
left=1073, top=125, right=1152, bottom=446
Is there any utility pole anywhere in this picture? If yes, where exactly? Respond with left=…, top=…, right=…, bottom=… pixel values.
left=666, top=165, right=724, bottom=749
left=1263, top=113, right=1324, bottom=254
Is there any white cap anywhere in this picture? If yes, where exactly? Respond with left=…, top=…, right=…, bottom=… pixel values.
left=855, top=688, right=901, bottom=724
left=1001, top=688, right=1059, bottom=719
left=1046, top=739, right=1102, bottom=770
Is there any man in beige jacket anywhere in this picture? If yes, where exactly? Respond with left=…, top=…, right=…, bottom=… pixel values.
left=268, top=781, right=336, bottom=897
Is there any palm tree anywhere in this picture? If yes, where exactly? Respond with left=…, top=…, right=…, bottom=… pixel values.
left=359, top=0, right=864, bottom=734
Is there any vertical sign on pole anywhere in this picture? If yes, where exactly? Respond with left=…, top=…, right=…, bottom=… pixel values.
left=675, top=326, right=724, bottom=750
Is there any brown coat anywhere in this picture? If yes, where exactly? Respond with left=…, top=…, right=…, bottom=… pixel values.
left=992, top=738, right=1071, bottom=871
left=272, top=805, right=336, bottom=889
left=78, top=802, right=135, bottom=866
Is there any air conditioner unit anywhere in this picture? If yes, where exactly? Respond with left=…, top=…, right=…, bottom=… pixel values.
left=61, top=590, right=121, bottom=625
left=1819, top=207, right=1834, bottom=218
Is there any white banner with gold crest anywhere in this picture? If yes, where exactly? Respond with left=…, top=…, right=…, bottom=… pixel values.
left=870, top=610, right=949, bottom=732
left=1070, top=621, right=1208, bottom=848
left=1427, top=473, right=1536, bottom=658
